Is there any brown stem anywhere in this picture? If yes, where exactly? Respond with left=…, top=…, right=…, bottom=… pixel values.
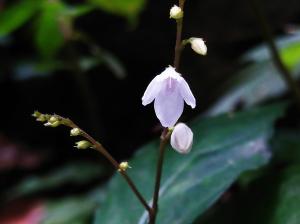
left=173, top=0, right=186, bottom=69
left=56, top=116, right=153, bottom=215
left=248, top=0, right=300, bottom=110
left=150, top=1, right=187, bottom=223
left=150, top=129, right=171, bottom=223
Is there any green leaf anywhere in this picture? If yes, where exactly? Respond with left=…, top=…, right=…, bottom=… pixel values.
left=94, top=103, right=286, bottom=224
left=35, top=0, right=67, bottom=58
left=35, top=2, right=95, bottom=58
left=88, top=0, right=145, bottom=21
left=268, top=165, right=300, bottom=224
left=8, top=162, right=105, bottom=199
left=0, top=0, right=41, bottom=37
left=271, top=130, right=300, bottom=163
left=41, top=187, right=107, bottom=224
left=207, top=33, right=300, bottom=116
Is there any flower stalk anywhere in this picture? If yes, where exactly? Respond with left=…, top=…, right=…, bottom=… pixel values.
left=150, top=0, right=187, bottom=223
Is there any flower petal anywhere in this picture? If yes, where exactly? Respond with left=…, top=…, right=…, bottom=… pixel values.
left=179, top=78, right=196, bottom=108
left=142, top=75, right=162, bottom=106
left=154, top=86, right=184, bottom=127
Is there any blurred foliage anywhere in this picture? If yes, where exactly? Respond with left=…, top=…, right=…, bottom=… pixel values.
left=207, top=32, right=300, bottom=116
left=87, top=0, right=145, bottom=22
left=1, top=0, right=300, bottom=223
left=95, top=103, right=286, bottom=224
left=0, top=0, right=126, bottom=79
left=0, top=0, right=40, bottom=37
left=43, top=189, right=104, bottom=224
left=7, top=162, right=105, bottom=200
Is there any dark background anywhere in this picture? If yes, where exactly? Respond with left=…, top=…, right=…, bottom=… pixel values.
left=0, top=0, right=300, bottom=222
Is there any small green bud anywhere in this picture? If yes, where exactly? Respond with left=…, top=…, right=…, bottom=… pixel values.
left=49, top=116, right=59, bottom=123
left=44, top=120, right=61, bottom=127
left=118, top=161, right=131, bottom=172
left=74, top=140, right=91, bottom=149
left=32, top=111, right=47, bottom=122
left=32, top=111, right=42, bottom=118
left=70, top=128, right=81, bottom=136
left=36, top=114, right=47, bottom=122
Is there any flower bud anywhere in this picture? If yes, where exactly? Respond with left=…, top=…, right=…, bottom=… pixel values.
left=189, top=38, right=207, bottom=55
left=70, top=128, right=81, bottom=136
left=32, top=111, right=47, bottom=122
left=32, top=111, right=42, bottom=118
left=49, top=116, right=58, bottom=123
left=170, top=123, right=193, bottom=154
left=170, top=5, right=183, bottom=19
left=118, top=161, right=131, bottom=172
left=74, top=140, right=91, bottom=149
left=36, top=114, right=47, bottom=122
left=44, top=121, right=61, bottom=127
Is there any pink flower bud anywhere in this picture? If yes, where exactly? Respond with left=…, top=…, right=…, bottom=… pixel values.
left=170, top=123, right=193, bottom=154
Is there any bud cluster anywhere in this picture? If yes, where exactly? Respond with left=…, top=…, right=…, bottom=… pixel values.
left=32, top=111, right=92, bottom=150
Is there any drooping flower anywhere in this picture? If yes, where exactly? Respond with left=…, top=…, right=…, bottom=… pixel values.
left=170, top=123, right=193, bottom=154
left=142, top=66, right=196, bottom=127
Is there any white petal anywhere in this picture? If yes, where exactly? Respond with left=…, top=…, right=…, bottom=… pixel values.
left=142, top=75, right=162, bottom=106
left=179, top=78, right=196, bottom=108
left=154, top=85, right=184, bottom=127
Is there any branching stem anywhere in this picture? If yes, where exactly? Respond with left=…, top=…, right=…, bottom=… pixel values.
left=55, top=115, right=153, bottom=215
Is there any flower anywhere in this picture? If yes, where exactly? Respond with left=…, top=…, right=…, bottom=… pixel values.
left=170, top=5, right=183, bottom=19
left=142, top=66, right=196, bottom=127
left=170, top=123, right=193, bottom=154
left=189, top=38, right=207, bottom=55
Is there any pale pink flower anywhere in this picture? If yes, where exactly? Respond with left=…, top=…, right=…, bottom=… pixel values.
left=142, top=66, right=196, bottom=127
left=170, top=123, right=193, bottom=154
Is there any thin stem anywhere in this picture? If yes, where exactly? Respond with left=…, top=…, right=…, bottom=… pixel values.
left=173, top=0, right=186, bottom=69
left=150, top=1, right=186, bottom=223
left=248, top=0, right=300, bottom=109
left=150, top=129, right=171, bottom=223
left=56, top=116, right=153, bottom=214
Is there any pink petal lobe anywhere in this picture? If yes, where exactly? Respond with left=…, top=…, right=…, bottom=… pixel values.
left=142, top=75, right=161, bottom=106
left=179, top=78, right=196, bottom=108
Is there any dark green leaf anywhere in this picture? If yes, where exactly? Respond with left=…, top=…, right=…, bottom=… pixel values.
left=40, top=187, right=106, bottom=224
left=271, top=130, right=300, bottom=164
left=35, top=0, right=67, bottom=58
left=207, top=33, right=300, bottom=116
left=88, top=0, right=145, bottom=21
left=94, top=103, right=286, bottom=224
left=8, top=162, right=105, bottom=199
left=0, top=0, right=40, bottom=37
left=268, top=165, right=300, bottom=224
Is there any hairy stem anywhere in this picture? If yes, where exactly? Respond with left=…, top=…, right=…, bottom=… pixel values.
left=248, top=0, right=300, bottom=109
left=150, top=0, right=186, bottom=223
